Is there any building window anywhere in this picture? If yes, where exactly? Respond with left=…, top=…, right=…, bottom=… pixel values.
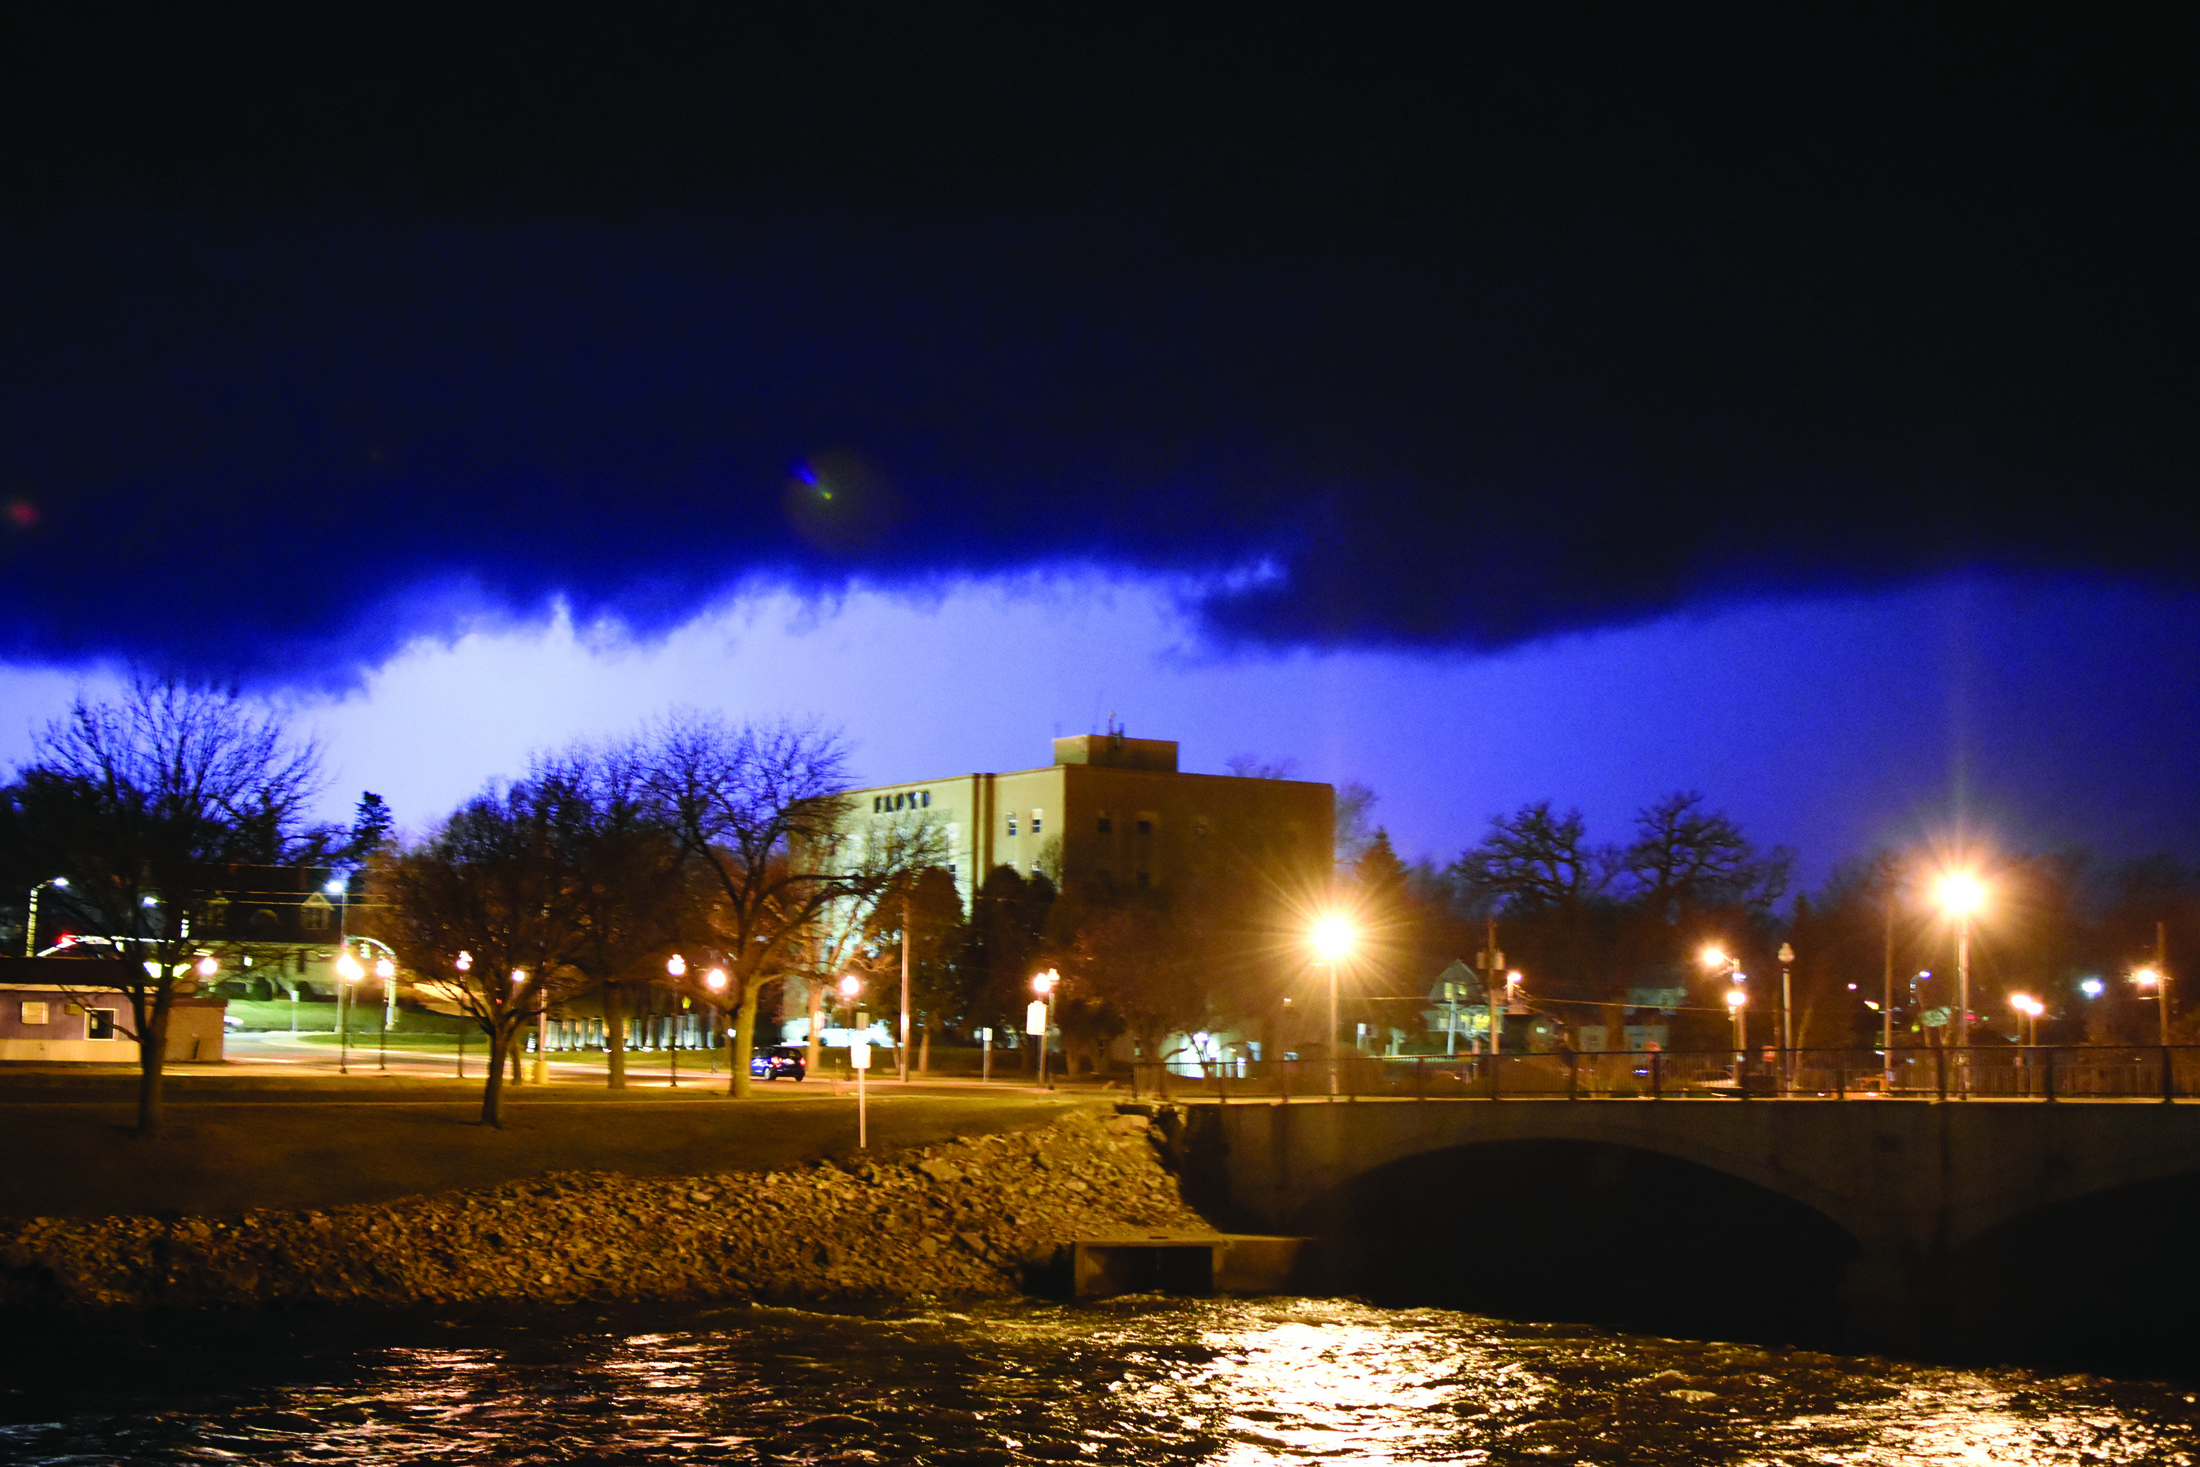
left=86, top=1008, right=118, bottom=1041
left=301, top=895, right=331, bottom=932
left=873, top=796, right=883, bottom=812
left=1136, top=871, right=1151, bottom=889
left=1031, top=811, right=1043, bottom=834
left=1136, top=818, right=1153, bottom=836
left=1007, top=815, right=1018, bottom=837
left=1097, top=816, right=1112, bottom=834
left=921, top=791, right=931, bottom=807
left=20, top=1000, right=48, bottom=1025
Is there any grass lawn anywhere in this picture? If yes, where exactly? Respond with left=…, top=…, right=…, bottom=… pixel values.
left=0, top=1088, right=1094, bottom=1221
left=223, top=998, right=475, bottom=1034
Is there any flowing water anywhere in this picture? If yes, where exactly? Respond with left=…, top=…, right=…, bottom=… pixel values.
left=3, top=1297, right=2196, bottom=1465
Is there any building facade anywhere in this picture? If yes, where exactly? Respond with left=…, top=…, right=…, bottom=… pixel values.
left=844, top=731, right=1334, bottom=908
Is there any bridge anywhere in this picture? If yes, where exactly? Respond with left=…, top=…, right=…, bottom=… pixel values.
left=1174, top=1080, right=2200, bottom=1359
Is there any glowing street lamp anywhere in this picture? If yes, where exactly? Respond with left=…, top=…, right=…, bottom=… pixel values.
left=666, top=954, right=688, bottom=1088
left=374, top=957, right=395, bottom=1070
left=2009, top=992, right=2044, bottom=1048
left=1312, top=915, right=1356, bottom=1097
left=2133, top=966, right=2171, bottom=1046
left=335, top=949, right=365, bottom=1074
left=1032, top=969, right=1059, bottom=1089
left=1725, top=985, right=1748, bottom=1051
left=1935, top=871, right=1988, bottom=1089
left=705, top=967, right=728, bottom=1076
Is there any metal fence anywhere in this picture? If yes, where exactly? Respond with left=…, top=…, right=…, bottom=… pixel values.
left=1124, top=1046, right=2200, bottom=1102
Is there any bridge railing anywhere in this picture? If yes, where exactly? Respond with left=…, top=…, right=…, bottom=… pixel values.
left=1128, top=1045, right=2200, bottom=1101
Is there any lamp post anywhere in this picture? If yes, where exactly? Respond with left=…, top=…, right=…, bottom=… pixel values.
left=335, top=949, right=364, bottom=1074
left=1312, top=915, right=1355, bottom=1097
left=375, top=958, right=395, bottom=1070
left=2134, top=966, right=2171, bottom=1046
left=23, top=876, right=68, bottom=957
left=1777, top=942, right=1795, bottom=1090
left=1702, top=945, right=1748, bottom=1064
left=454, top=950, right=472, bottom=1079
left=1031, top=969, right=1059, bottom=1089
left=666, top=954, right=687, bottom=1088
left=2010, top=992, right=2042, bottom=1048
left=899, top=888, right=913, bottom=1085
left=839, top=974, right=868, bottom=1145
left=705, top=967, right=728, bottom=1076
left=1936, top=871, right=1987, bottom=1096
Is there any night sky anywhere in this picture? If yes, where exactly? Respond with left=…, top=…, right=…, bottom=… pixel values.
left=2, top=14, right=2193, bottom=884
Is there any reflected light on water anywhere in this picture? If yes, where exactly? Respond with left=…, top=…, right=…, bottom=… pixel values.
left=2, top=1298, right=2197, bottom=1464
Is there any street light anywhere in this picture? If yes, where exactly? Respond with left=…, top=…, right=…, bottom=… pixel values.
left=1312, top=915, right=1356, bottom=1097
left=335, top=949, right=365, bottom=1074
left=839, top=974, right=869, bottom=1146
left=2009, top=992, right=2043, bottom=1048
left=1032, top=969, right=1059, bottom=1089
left=1777, top=942, right=1796, bottom=1089
left=23, top=876, right=68, bottom=957
left=1703, top=944, right=1748, bottom=1059
left=453, top=951, right=473, bottom=1079
left=1935, top=871, right=1988, bottom=1094
left=375, top=957, right=395, bottom=1070
left=667, top=954, right=687, bottom=1088
left=705, top=966, right=728, bottom=1076
left=2133, top=966, right=2171, bottom=1046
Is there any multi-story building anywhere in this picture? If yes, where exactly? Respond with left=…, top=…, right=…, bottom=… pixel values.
left=844, top=730, right=1334, bottom=907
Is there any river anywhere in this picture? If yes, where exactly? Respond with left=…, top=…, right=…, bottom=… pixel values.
left=3, top=1297, right=2196, bottom=1464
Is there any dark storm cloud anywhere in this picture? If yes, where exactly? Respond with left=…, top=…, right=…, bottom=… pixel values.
left=1, top=12, right=2191, bottom=681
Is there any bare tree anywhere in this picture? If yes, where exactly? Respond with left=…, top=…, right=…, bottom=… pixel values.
left=861, top=863, right=968, bottom=1073
left=1620, top=791, right=1792, bottom=927
left=642, top=714, right=910, bottom=1097
left=538, top=744, right=690, bottom=1090
left=1066, top=893, right=1208, bottom=1074
left=372, top=774, right=595, bottom=1126
left=773, top=808, right=944, bottom=1078
left=14, top=678, right=324, bottom=1136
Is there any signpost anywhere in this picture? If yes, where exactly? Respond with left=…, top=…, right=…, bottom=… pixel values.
left=849, top=1039, right=871, bottom=1148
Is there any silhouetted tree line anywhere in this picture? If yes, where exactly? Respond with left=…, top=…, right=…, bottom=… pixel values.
left=10, top=682, right=2197, bottom=1140
left=1338, top=793, right=2200, bottom=1057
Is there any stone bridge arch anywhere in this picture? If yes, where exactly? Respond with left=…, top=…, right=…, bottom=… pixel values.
left=1183, top=1098, right=2200, bottom=1355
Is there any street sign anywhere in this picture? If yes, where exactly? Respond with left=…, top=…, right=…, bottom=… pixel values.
left=1026, top=1000, right=1048, bottom=1036
left=849, top=1041, right=871, bottom=1070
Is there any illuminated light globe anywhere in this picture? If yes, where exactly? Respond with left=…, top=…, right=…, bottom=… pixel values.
left=1312, top=914, right=1356, bottom=962
left=1936, top=871, right=1987, bottom=917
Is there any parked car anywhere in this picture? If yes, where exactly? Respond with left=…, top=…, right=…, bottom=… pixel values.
left=751, top=1046, right=806, bottom=1081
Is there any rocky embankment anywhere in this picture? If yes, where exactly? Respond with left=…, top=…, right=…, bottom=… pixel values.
left=0, top=1108, right=1211, bottom=1312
